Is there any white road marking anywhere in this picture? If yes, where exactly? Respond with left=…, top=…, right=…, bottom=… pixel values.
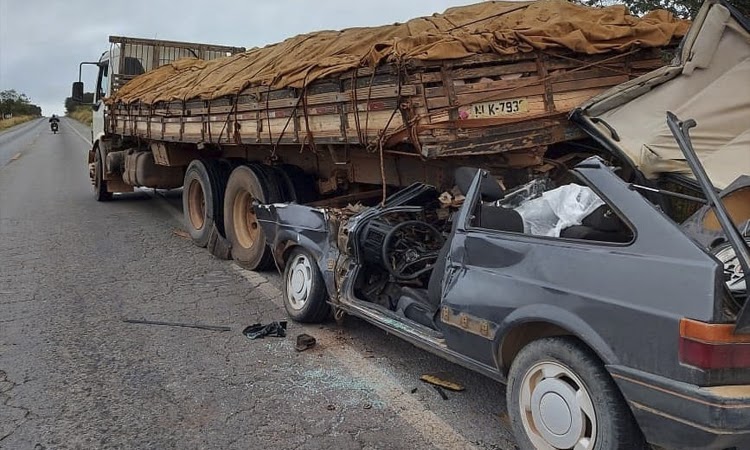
left=143, top=189, right=186, bottom=227
left=231, top=265, right=478, bottom=450
left=64, top=120, right=480, bottom=448
left=64, top=119, right=92, bottom=145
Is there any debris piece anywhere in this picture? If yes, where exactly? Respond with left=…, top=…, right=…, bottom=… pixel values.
left=410, top=387, right=418, bottom=394
left=363, top=403, right=372, bottom=410
left=243, top=321, right=287, bottom=339
left=123, top=318, right=230, bottom=332
left=438, top=191, right=465, bottom=209
left=326, top=404, right=336, bottom=411
left=420, top=373, right=465, bottom=392
left=207, top=224, right=232, bottom=260
left=295, top=333, right=317, bottom=352
left=172, top=229, right=190, bottom=239
left=433, top=385, right=449, bottom=400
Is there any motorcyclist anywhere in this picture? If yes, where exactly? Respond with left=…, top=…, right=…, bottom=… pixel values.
left=49, top=114, right=60, bottom=133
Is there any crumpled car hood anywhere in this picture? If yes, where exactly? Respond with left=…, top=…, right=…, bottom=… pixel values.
left=572, top=0, right=750, bottom=189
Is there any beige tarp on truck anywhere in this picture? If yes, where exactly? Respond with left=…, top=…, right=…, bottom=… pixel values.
left=577, top=0, right=750, bottom=189
left=111, top=0, right=689, bottom=105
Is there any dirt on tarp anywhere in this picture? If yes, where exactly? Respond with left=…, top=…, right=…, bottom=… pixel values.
left=110, top=0, right=689, bottom=105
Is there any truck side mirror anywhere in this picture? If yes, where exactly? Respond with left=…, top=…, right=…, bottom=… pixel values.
left=72, top=82, right=84, bottom=102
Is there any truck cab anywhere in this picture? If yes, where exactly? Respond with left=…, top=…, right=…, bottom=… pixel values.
left=74, top=36, right=245, bottom=156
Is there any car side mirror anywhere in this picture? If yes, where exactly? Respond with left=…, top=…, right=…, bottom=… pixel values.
left=72, top=82, right=84, bottom=102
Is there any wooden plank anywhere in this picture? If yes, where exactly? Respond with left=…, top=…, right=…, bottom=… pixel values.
left=552, top=87, right=606, bottom=112
left=551, top=75, right=629, bottom=94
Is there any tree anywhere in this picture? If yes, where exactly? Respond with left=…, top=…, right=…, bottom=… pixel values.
left=583, top=0, right=749, bottom=18
left=65, top=93, right=94, bottom=115
left=0, top=90, right=42, bottom=117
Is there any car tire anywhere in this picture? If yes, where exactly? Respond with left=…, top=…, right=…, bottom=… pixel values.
left=224, top=164, right=275, bottom=270
left=94, top=147, right=112, bottom=202
left=282, top=248, right=329, bottom=323
left=183, top=160, right=215, bottom=247
left=507, top=336, right=647, bottom=450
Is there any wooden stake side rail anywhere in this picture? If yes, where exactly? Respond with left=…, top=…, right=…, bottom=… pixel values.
left=108, top=46, right=672, bottom=161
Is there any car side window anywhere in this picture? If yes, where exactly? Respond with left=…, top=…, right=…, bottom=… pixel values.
left=469, top=178, right=634, bottom=244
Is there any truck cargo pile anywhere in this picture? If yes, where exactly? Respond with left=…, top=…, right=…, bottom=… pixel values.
left=106, top=0, right=689, bottom=166
left=77, top=0, right=696, bottom=271
left=111, top=0, right=689, bottom=104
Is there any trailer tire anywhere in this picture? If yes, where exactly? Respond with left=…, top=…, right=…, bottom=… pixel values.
left=183, top=160, right=214, bottom=247
left=224, top=165, right=274, bottom=270
left=94, top=147, right=113, bottom=202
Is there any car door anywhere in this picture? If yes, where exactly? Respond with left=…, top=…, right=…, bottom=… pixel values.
left=436, top=162, right=719, bottom=373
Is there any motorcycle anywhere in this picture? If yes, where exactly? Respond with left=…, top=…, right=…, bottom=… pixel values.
left=50, top=121, right=59, bottom=134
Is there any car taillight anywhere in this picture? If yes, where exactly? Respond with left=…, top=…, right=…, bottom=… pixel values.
left=679, top=318, right=750, bottom=369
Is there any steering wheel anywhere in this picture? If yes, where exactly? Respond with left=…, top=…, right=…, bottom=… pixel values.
left=381, top=220, right=445, bottom=281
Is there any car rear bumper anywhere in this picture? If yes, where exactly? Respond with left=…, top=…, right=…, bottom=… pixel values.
left=608, top=365, right=750, bottom=449
left=607, top=366, right=750, bottom=449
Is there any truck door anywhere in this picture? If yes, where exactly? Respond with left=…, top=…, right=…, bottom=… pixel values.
left=91, top=59, right=109, bottom=141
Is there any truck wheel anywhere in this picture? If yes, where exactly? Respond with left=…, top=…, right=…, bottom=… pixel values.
left=224, top=165, right=274, bottom=270
left=507, top=336, right=647, bottom=450
left=183, top=160, right=214, bottom=247
left=94, top=147, right=112, bottom=202
left=282, top=248, right=329, bottom=323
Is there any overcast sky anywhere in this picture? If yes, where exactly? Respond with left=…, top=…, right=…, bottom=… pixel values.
left=0, top=0, right=480, bottom=116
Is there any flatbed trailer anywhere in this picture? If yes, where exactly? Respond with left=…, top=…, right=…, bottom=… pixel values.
left=74, top=1, right=687, bottom=269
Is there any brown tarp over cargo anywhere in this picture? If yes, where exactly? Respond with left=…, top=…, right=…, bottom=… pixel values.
left=111, top=0, right=689, bottom=105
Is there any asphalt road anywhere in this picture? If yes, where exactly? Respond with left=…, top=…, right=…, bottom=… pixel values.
left=0, top=118, right=516, bottom=449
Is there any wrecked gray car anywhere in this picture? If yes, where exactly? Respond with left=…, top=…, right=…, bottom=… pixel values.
left=255, top=131, right=749, bottom=450
left=255, top=1, right=750, bottom=448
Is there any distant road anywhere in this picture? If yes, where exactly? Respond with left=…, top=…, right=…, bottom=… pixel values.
left=0, top=118, right=47, bottom=168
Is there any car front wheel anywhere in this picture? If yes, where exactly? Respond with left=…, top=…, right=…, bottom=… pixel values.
left=507, top=336, right=647, bottom=450
left=282, top=248, right=329, bottom=323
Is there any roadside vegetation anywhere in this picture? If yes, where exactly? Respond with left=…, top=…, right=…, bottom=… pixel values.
left=68, top=107, right=93, bottom=126
left=65, top=92, right=94, bottom=126
left=1, top=90, right=42, bottom=131
left=0, top=115, right=36, bottom=131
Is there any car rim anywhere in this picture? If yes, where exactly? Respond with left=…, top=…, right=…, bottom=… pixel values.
left=286, top=254, right=313, bottom=311
left=187, top=179, right=206, bottom=230
left=519, top=361, right=596, bottom=450
left=232, top=190, right=260, bottom=249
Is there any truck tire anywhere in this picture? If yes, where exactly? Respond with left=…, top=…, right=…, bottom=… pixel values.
left=183, top=160, right=214, bottom=247
left=224, top=165, right=275, bottom=270
left=507, top=336, right=647, bottom=450
left=94, top=147, right=113, bottom=202
left=282, top=248, right=329, bottom=323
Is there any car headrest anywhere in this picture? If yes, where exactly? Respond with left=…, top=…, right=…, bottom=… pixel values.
left=454, top=167, right=505, bottom=202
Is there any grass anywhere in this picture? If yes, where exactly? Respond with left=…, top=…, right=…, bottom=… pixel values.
left=0, top=115, right=36, bottom=132
left=68, top=107, right=93, bottom=126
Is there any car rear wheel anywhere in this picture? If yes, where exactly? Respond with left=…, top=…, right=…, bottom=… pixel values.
left=507, top=336, right=647, bottom=450
left=282, top=248, right=329, bottom=323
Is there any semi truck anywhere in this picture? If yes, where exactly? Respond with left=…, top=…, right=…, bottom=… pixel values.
left=72, top=0, right=688, bottom=270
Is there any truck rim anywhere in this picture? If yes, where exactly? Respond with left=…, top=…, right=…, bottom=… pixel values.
left=286, top=253, right=313, bottom=311
left=519, top=361, right=596, bottom=450
left=187, top=179, right=206, bottom=230
left=232, top=190, right=260, bottom=250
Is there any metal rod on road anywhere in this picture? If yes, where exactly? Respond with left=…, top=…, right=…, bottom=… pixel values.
left=123, top=318, right=231, bottom=332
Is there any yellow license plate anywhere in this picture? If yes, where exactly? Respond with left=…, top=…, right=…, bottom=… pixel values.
left=460, top=98, right=528, bottom=119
